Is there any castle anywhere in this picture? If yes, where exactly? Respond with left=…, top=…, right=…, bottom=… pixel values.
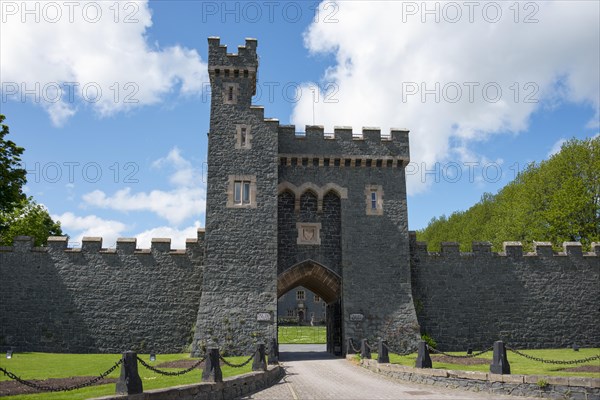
left=0, top=39, right=598, bottom=356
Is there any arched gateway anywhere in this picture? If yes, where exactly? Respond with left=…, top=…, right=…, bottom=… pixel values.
left=191, top=38, right=420, bottom=356
left=278, top=260, right=343, bottom=354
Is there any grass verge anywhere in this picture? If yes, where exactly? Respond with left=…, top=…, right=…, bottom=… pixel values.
left=278, top=326, right=326, bottom=344
left=370, top=348, right=600, bottom=378
left=0, top=352, right=254, bottom=400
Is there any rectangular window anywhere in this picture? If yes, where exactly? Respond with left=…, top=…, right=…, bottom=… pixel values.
left=371, top=191, right=377, bottom=210
left=314, top=295, right=320, bottom=303
left=234, top=181, right=241, bottom=204
left=296, top=290, right=305, bottom=300
left=228, top=86, right=234, bottom=101
left=242, top=181, right=250, bottom=204
left=287, top=309, right=294, bottom=317
left=234, top=181, right=251, bottom=205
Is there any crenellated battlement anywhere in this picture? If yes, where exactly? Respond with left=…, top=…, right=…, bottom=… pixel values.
left=277, top=125, right=410, bottom=166
left=411, top=239, right=599, bottom=258
left=207, top=37, right=258, bottom=69
left=1, top=229, right=206, bottom=254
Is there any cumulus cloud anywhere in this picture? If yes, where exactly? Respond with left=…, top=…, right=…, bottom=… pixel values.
left=135, top=222, right=202, bottom=249
left=81, top=147, right=205, bottom=225
left=292, top=1, right=599, bottom=194
left=53, top=212, right=127, bottom=247
left=547, top=138, right=567, bottom=157
left=0, top=1, right=208, bottom=126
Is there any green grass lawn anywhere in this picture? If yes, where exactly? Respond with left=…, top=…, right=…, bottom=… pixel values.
left=0, top=352, right=255, bottom=400
left=278, top=326, right=326, bottom=344
left=371, top=348, right=600, bottom=378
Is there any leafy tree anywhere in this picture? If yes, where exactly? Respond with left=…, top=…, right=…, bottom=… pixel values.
left=417, top=137, right=600, bottom=251
left=0, top=198, right=63, bottom=246
left=0, top=114, right=27, bottom=212
left=0, top=115, right=64, bottom=245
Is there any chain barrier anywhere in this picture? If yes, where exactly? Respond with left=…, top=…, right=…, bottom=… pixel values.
left=506, top=348, right=600, bottom=365
left=382, top=342, right=414, bottom=356
left=349, top=340, right=361, bottom=353
left=0, top=359, right=122, bottom=393
left=427, top=345, right=493, bottom=358
left=218, top=354, right=255, bottom=368
left=137, top=356, right=206, bottom=376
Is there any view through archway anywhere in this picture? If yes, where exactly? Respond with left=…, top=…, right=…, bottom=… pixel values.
left=277, top=260, right=343, bottom=356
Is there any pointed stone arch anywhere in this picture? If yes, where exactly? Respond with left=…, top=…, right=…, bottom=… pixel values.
left=277, top=260, right=341, bottom=304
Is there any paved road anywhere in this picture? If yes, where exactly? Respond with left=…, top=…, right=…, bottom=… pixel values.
left=242, top=345, right=534, bottom=400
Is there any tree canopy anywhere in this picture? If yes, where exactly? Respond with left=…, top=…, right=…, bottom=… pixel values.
left=416, top=137, right=600, bottom=251
left=0, top=115, right=64, bottom=246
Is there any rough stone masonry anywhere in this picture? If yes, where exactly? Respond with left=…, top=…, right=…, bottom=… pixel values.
left=0, top=39, right=598, bottom=355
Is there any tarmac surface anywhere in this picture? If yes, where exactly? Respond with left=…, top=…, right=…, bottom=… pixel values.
left=242, top=344, right=536, bottom=400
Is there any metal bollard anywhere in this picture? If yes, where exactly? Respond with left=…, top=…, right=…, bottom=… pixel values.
left=360, top=339, right=371, bottom=359
left=252, top=342, right=267, bottom=371
left=490, top=340, right=510, bottom=374
left=415, top=341, right=432, bottom=368
left=346, top=338, right=356, bottom=355
left=377, top=339, right=390, bottom=363
left=202, top=347, right=223, bottom=382
left=115, top=351, right=143, bottom=395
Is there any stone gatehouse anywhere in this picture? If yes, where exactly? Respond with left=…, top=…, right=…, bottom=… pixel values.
left=190, top=37, right=420, bottom=356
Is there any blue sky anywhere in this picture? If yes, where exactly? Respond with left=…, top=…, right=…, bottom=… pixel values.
left=1, top=1, right=598, bottom=248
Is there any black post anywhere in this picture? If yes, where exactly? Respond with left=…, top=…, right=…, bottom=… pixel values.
left=415, top=341, right=432, bottom=368
left=252, top=342, right=267, bottom=371
left=377, top=339, right=390, bottom=363
left=346, top=338, right=356, bottom=355
left=268, top=338, right=279, bottom=365
left=360, top=339, right=371, bottom=359
left=490, top=340, right=510, bottom=374
left=115, top=351, right=143, bottom=395
left=202, top=347, right=223, bottom=382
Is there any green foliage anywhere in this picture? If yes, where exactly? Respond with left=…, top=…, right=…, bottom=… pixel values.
left=0, top=115, right=64, bottom=246
left=537, top=378, right=549, bottom=388
left=0, top=198, right=63, bottom=246
left=0, top=115, right=27, bottom=213
left=421, top=333, right=437, bottom=349
left=417, top=137, right=600, bottom=251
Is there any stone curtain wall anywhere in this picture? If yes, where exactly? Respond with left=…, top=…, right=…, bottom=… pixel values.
left=410, top=237, right=600, bottom=350
left=0, top=235, right=203, bottom=353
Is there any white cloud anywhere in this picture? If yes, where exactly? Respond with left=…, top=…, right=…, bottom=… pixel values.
left=547, top=138, right=567, bottom=157
left=82, top=187, right=205, bottom=226
left=152, top=147, right=203, bottom=187
left=135, top=222, right=202, bottom=249
left=81, top=147, right=205, bottom=225
left=52, top=212, right=200, bottom=249
left=53, top=212, right=127, bottom=247
left=0, top=1, right=208, bottom=126
left=292, top=1, right=599, bottom=195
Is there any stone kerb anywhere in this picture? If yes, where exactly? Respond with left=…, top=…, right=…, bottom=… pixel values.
left=351, top=356, right=600, bottom=399
left=91, top=365, right=284, bottom=400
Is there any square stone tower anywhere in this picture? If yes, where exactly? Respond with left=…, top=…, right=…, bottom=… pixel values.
left=191, top=38, right=279, bottom=355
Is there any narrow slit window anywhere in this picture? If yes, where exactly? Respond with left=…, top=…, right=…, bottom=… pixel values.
left=241, top=127, right=247, bottom=146
left=228, top=86, right=234, bottom=101
left=371, top=191, right=377, bottom=210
